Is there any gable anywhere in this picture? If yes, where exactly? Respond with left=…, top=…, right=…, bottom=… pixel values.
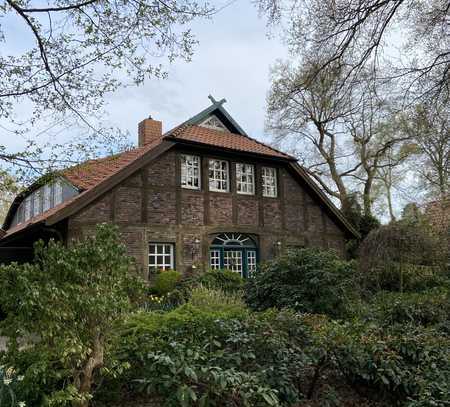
left=0, top=97, right=359, bottom=243
left=178, top=96, right=247, bottom=135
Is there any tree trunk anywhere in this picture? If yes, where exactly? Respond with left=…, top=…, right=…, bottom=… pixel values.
left=73, top=334, right=104, bottom=407
left=386, top=183, right=396, bottom=222
left=363, top=175, right=374, bottom=216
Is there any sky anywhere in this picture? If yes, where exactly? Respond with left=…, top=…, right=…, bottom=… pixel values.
left=0, top=0, right=287, bottom=152
left=94, top=1, right=286, bottom=145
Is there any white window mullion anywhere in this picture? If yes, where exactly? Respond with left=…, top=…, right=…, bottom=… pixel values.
left=262, top=167, right=277, bottom=197
left=181, top=154, right=201, bottom=190
left=149, top=243, right=175, bottom=271
left=208, top=159, right=229, bottom=192
left=236, top=163, right=255, bottom=195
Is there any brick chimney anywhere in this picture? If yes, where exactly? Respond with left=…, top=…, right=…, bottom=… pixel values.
left=138, top=116, right=162, bottom=147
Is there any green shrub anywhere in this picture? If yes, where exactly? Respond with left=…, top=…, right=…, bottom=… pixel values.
left=0, top=365, right=24, bottom=407
left=366, top=288, right=450, bottom=328
left=195, top=269, right=244, bottom=293
left=189, top=286, right=247, bottom=316
left=0, top=224, right=145, bottom=407
left=314, top=320, right=450, bottom=406
left=108, top=306, right=313, bottom=406
left=245, top=248, right=358, bottom=318
left=151, top=270, right=182, bottom=296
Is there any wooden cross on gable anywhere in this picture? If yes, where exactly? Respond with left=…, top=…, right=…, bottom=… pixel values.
left=208, top=94, right=227, bottom=106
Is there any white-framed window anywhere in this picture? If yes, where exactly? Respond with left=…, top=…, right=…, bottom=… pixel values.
left=54, top=181, right=63, bottom=205
left=236, top=163, right=255, bottom=195
left=148, top=243, right=175, bottom=271
left=262, top=167, right=277, bottom=197
left=208, top=159, right=229, bottom=192
left=181, top=154, right=201, bottom=190
left=43, top=183, right=53, bottom=212
left=24, top=196, right=31, bottom=221
left=210, top=249, right=221, bottom=270
left=247, top=250, right=257, bottom=276
left=223, top=250, right=243, bottom=277
left=33, top=189, right=42, bottom=216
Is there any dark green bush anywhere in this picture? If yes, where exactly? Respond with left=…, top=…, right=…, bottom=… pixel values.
left=108, top=305, right=313, bottom=406
left=245, top=248, right=358, bottom=318
left=366, top=288, right=450, bottom=328
left=151, top=270, right=182, bottom=296
left=315, top=320, right=450, bottom=406
left=194, top=268, right=244, bottom=293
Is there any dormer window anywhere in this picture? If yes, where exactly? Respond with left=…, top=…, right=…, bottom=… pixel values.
left=181, top=154, right=201, bottom=190
left=43, top=183, right=52, bottom=211
left=12, top=178, right=77, bottom=226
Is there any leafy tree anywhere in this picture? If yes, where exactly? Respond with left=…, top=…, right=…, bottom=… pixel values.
left=0, top=0, right=214, bottom=180
left=0, top=224, right=146, bottom=406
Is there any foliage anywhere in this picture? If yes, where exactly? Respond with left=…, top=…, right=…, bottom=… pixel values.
left=359, top=222, right=448, bottom=293
left=312, top=319, right=450, bottom=406
left=111, top=305, right=313, bottom=406
left=151, top=270, right=183, bottom=296
left=0, top=224, right=146, bottom=407
left=0, top=0, right=213, bottom=161
left=0, top=366, right=24, bottom=407
left=366, top=288, right=450, bottom=329
left=144, top=291, right=185, bottom=312
left=245, top=248, right=358, bottom=318
left=194, top=269, right=244, bottom=293
left=188, top=286, right=247, bottom=316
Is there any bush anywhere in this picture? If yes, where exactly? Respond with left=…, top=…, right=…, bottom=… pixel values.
left=313, top=320, right=450, bottom=406
left=194, top=269, right=244, bottom=293
left=366, top=288, right=450, bottom=328
left=151, top=270, right=182, bottom=296
left=188, top=286, right=247, bottom=316
left=107, top=303, right=313, bottom=406
left=0, top=365, right=24, bottom=407
left=0, top=224, right=145, bottom=407
left=359, top=222, right=447, bottom=294
left=245, top=248, right=358, bottom=318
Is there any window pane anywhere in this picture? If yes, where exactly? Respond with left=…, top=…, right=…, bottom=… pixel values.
left=54, top=181, right=63, bottom=205
left=181, top=154, right=201, bottom=190
left=209, top=159, right=229, bottom=192
left=149, top=243, right=175, bottom=272
left=236, top=163, right=254, bottom=195
left=262, top=167, right=277, bottom=197
left=24, top=197, right=31, bottom=221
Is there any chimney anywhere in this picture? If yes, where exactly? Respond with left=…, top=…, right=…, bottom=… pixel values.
left=138, top=116, right=162, bottom=147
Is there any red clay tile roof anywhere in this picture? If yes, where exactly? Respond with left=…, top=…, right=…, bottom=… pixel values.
left=63, top=139, right=162, bottom=190
left=3, top=127, right=295, bottom=238
left=3, top=139, right=163, bottom=237
left=167, top=125, right=294, bottom=160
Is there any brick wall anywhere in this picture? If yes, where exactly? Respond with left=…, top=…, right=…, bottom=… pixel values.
left=67, top=149, right=349, bottom=276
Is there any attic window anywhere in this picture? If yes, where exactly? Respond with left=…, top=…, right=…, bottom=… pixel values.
left=199, top=115, right=228, bottom=132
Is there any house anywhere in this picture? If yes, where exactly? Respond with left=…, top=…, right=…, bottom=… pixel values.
left=0, top=97, right=358, bottom=277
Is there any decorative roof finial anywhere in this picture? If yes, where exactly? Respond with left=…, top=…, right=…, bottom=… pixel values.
left=208, top=95, right=227, bottom=106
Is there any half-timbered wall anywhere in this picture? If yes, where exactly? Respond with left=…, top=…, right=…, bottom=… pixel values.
left=67, top=148, right=347, bottom=277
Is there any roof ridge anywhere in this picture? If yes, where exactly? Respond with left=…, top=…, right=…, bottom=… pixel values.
left=167, top=124, right=295, bottom=160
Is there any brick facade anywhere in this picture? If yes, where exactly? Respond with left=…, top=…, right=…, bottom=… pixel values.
left=67, top=148, right=347, bottom=277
